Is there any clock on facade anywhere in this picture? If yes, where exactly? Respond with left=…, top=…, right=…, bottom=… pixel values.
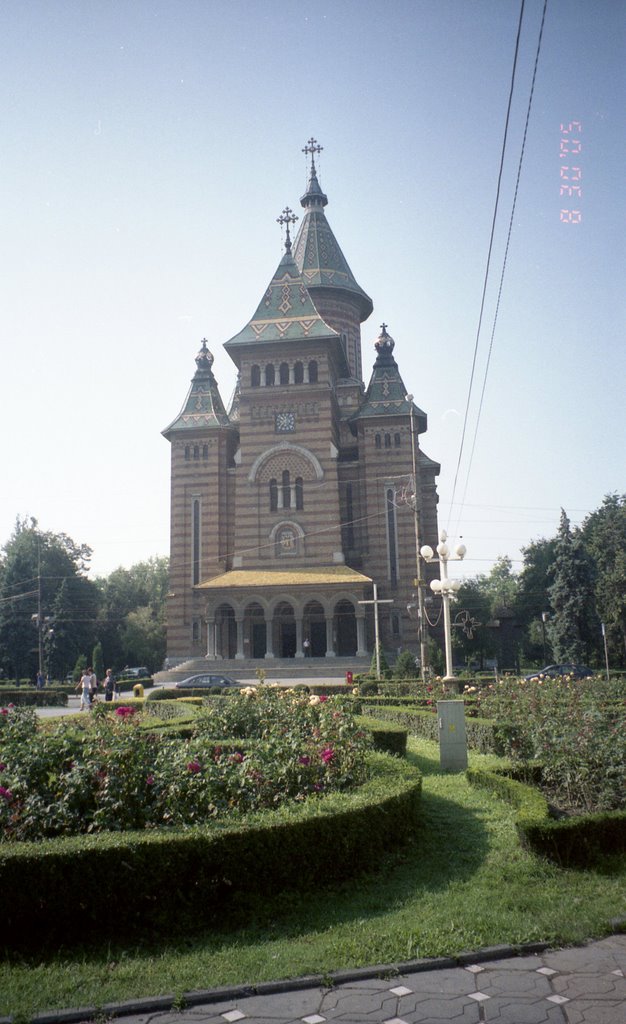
left=275, top=411, right=296, bottom=433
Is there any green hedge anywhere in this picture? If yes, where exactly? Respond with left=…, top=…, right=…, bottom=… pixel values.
left=0, top=753, right=422, bottom=951
left=359, top=702, right=505, bottom=755
left=355, top=714, right=407, bottom=756
left=0, top=688, right=67, bottom=707
left=466, top=767, right=626, bottom=868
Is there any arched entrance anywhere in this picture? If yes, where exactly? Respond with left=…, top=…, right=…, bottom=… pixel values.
left=215, top=604, right=236, bottom=659
left=334, top=598, right=357, bottom=656
left=303, top=600, right=326, bottom=657
left=245, top=602, right=267, bottom=659
left=274, top=601, right=297, bottom=658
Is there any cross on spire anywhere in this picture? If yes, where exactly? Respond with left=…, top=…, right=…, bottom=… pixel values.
left=302, top=136, right=323, bottom=174
left=276, top=206, right=299, bottom=253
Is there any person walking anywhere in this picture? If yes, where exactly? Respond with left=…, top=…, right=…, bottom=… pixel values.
left=89, top=666, right=98, bottom=703
left=76, top=669, right=92, bottom=711
left=303, top=637, right=311, bottom=657
left=103, top=668, right=115, bottom=702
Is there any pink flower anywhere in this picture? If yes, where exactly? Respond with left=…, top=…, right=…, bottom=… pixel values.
left=0, top=709, right=8, bottom=717
left=115, top=706, right=136, bottom=718
left=319, top=695, right=328, bottom=702
left=321, top=747, right=334, bottom=764
left=187, top=760, right=201, bottom=774
left=0, top=785, right=13, bottom=802
left=0, top=763, right=6, bottom=772
left=146, top=774, right=155, bottom=786
left=298, top=755, right=310, bottom=766
left=230, top=752, right=244, bottom=763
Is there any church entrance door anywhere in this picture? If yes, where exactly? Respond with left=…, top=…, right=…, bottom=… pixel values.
left=310, top=620, right=326, bottom=657
left=252, top=623, right=266, bottom=658
left=280, top=621, right=297, bottom=658
left=335, top=600, right=357, bottom=656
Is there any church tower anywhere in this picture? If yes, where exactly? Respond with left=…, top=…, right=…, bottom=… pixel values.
left=163, top=142, right=440, bottom=671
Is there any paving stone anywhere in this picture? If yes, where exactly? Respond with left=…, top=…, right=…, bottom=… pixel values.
left=552, top=972, right=626, bottom=1001
left=477, top=968, right=554, bottom=998
left=559, top=999, right=626, bottom=1024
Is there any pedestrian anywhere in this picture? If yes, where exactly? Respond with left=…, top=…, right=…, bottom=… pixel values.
left=36, top=670, right=45, bottom=689
left=303, top=637, right=311, bottom=657
left=104, top=668, right=115, bottom=702
left=88, top=666, right=98, bottom=703
left=76, top=669, right=92, bottom=711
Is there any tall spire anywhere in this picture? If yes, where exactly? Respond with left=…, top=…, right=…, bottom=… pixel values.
left=162, top=339, right=231, bottom=438
left=301, top=137, right=328, bottom=209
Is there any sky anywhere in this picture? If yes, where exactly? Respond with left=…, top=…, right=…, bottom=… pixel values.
left=2, top=0, right=624, bottom=582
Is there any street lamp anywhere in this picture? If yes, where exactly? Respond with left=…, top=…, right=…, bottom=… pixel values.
left=420, top=530, right=467, bottom=689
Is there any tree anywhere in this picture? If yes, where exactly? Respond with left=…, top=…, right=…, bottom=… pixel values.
left=120, top=606, right=166, bottom=674
left=516, top=537, right=558, bottom=663
left=95, top=557, right=169, bottom=670
left=547, top=510, right=597, bottom=663
left=0, top=518, right=99, bottom=681
left=580, top=493, right=626, bottom=667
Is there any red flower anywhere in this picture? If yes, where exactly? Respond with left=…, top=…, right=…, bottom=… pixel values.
left=321, top=747, right=334, bottom=764
left=187, top=760, right=201, bottom=773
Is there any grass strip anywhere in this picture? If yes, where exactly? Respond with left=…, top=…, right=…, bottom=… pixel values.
left=1, top=737, right=624, bottom=1019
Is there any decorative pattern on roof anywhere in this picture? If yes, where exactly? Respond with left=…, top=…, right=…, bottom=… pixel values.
left=355, top=325, right=428, bottom=430
left=224, top=248, right=340, bottom=349
left=162, top=340, right=230, bottom=436
left=197, top=566, right=373, bottom=589
left=292, top=140, right=373, bottom=319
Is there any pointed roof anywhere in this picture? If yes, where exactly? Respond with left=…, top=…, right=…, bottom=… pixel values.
left=162, top=340, right=231, bottom=439
left=355, top=325, right=428, bottom=431
left=223, top=246, right=343, bottom=354
left=227, top=373, right=241, bottom=422
left=292, top=151, right=373, bottom=321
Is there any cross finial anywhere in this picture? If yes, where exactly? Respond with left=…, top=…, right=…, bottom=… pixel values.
left=277, top=206, right=299, bottom=253
left=380, top=323, right=388, bottom=335
left=302, top=136, right=323, bottom=174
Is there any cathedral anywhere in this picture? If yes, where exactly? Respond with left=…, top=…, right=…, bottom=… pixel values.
left=162, top=141, right=440, bottom=672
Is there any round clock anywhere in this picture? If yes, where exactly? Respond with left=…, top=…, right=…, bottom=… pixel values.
left=275, top=411, right=296, bottom=433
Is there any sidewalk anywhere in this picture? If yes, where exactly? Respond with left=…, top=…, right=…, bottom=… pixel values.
left=23, top=933, right=626, bottom=1024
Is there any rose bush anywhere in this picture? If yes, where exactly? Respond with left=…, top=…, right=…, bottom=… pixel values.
left=0, top=689, right=372, bottom=841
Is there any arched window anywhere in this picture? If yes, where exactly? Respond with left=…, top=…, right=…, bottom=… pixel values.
left=265, top=363, right=275, bottom=386
left=384, top=433, right=391, bottom=448
left=184, top=445, right=190, bottom=460
left=386, top=487, right=398, bottom=586
left=294, top=361, right=304, bottom=384
left=279, top=362, right=289, bottom=385
left=269, top=478, right=278, bottom=512
left=295, top=476, right=303, bottom=510
left=308, top=360, right=318, bottom=383
left=375, top=434, right=381, bottom=449
left=282, top=469, right=291, bottom=509
left=192, top=620, right=201, bottom=643
left=251, top=364, right=261, bottom=387
left=203, top=444, right=208, bottom=459
left=192, top=498, right=201, bottom=585
left=193, top=444, right=200, bottom=459
left=345, top=483, right=355, bottom=548
left=394, top=433, right=401, bottom=447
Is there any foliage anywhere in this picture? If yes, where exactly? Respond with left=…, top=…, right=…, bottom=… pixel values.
left=0, top=689, right=372, bottom=841
left=392, top=649, right=420, bottom=679
left=91, top=641, right=104, bottom=682
left=580, top=493, right=626, bottom=665
left=0, top=518, right=98, bottom=683
left=547, top=509, right=597, bottom=663
left=478, top=675, right=625, bottom=812
left=94, top=557, right=169, bottom=672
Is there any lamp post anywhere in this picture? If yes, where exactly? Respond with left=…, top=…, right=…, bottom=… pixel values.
left=405, top=394, right=428, bottom=682
left=420, top=530, right=466, bottom=690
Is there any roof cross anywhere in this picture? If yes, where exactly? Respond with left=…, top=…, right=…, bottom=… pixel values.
left=302, top=136, right=323, bottom=173
left=276, top=206, right=299, bottom=253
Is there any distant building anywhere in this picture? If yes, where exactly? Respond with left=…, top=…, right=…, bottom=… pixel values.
left=163, top=143, right=440, bottom=668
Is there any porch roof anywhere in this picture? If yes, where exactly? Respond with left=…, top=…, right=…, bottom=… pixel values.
left=196, top=567, right=372, bottom=590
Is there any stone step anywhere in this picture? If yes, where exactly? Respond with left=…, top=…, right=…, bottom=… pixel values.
left=155, top=656, right=371, bottom=685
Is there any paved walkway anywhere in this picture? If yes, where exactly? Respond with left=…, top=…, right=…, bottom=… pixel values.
left=26, top=934, right=626, bottom=1024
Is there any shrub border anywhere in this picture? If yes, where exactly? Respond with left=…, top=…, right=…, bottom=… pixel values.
left=466, top=766, right=626, bottom=867
left=0, top=753, right=422, bottom=951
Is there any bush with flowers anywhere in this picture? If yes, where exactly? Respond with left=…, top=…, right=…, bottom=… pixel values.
left=0, top=688, right=372, bottom=842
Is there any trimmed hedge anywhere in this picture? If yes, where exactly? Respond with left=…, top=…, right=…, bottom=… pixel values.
left=359, top=702, right=505, bottom=755
left=355, top=714, right=407, bottom=756
left=0, top=688, right=67, bottom=708
left=0, top=753, right=422, bottom=951
left=467, top=767, right=626, bottom=868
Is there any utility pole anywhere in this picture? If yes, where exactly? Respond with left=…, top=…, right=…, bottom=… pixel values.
left=406, top=395, right=428, bottom=682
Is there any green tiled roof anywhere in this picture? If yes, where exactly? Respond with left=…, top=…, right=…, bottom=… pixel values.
left=224, top=250, right=340, bottom=351
left=162, top=340, right=231, bottom=437
left=292, top=169, right=373, bottom=320
left=355, top=326, right=427, bottom=430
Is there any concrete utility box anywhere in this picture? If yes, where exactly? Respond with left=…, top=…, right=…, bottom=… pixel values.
left=437, top=700, right=468, bottom=771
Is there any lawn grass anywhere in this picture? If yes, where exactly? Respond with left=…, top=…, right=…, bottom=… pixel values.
left=1, top=738, right=624, bottom=1019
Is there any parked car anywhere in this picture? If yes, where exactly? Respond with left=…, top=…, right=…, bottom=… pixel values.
left=175, top=673, right=240, bottom=689
left=122, top=666, right=151, bottom=679
left=524, top=663, right=593, bottom=681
